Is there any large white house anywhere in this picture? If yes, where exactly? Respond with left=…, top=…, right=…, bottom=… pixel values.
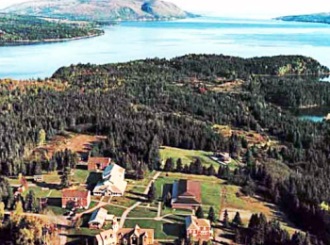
left=93, top=164, right=127, bottom=197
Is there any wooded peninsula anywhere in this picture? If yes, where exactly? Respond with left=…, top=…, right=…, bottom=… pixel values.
left=0, top=55, right=330, bottom=244
left=0, top=14, right=104, bottom=46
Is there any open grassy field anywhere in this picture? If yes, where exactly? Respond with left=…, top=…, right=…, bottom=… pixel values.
left=154, top=172, right=300, bottom=237
left=212, top=124, right=269, bottom=147
left=160, top=146, right=218, bottom=167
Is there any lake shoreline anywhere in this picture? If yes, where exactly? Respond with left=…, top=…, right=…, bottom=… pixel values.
left=0, top=32, right=104, bottom=47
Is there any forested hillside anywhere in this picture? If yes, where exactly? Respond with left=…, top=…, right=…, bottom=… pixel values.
left=0, top=55, right=329, bottom=243
left=0, top=14, right=104, bottom=45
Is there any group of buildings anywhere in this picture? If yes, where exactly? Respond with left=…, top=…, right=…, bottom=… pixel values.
left=61, top=157, right=127, bottom=209
left=60, top=156, right=213, bottom=244
left=88, top=206, right=212, bottom=245
left=87, top=207, right=155, bottom=245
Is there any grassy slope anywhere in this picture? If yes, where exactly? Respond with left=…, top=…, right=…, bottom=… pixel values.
left=160, top=146, right=218, bottom=167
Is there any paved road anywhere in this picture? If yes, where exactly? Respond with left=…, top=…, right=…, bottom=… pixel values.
left=119, top=171, right=161, bottom=228
left=157, top=201, right=161, bottom=218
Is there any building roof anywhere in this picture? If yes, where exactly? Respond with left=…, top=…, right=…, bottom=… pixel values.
left=96, top=229, right=116, bottom=244
left=118, top=225, right=154, bottom=240
left=88, top=157, right=111, bottom=169
left=102, top=163, right=125, bottom=180
left=89, top=208, right=108, bottom=225
left=177, top=180, right=201, bottom=203
left=62, top=189, right=89, bottom=199
left=185, top=215, right=211, bottom=230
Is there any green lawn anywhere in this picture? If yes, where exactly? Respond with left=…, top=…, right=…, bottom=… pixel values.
left=68, top=227, right=100, bottom=237
left=46, top=205, right=67, bottom=215
left=24, top=186, right=51, bottom=198
left=103, top=205, right=126, bottom=217
left=160, top=146, right=218, bottom=167
left=72, top=169, right=90, bottom=183
left=48, top=189, right=62, bottom=198
left=42, top=172, right=61, bottom=183
left=128, top=207, right=158, bottom=218
left=124, top=219, right=184, bottom=239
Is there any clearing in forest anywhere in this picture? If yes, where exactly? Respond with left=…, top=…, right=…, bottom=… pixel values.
left=213, top=124, right=269, bottom=146
left=29, top=132, right=106, bottom=161
left=160, top=146, right=218, bottom=167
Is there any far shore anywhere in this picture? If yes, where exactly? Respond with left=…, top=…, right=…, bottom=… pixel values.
left=0, top=32, right=104, bottom=47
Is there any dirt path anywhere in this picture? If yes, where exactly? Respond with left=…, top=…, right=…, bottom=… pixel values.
left=119, top=171, right=161, bottom=228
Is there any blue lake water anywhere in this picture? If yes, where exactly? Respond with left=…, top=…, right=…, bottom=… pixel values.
left=1, top=17, right=330, bottom=79
left=299, top=115, right=324, bottom=123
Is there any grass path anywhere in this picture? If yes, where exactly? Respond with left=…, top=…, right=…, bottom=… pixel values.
left=119, top=171, right=161, bottom=228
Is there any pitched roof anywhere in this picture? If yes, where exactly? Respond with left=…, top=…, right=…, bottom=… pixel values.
left=177, top=180, right=201, bottom=203
left=196, top=218, right=211, bottom=227
left=185, top=215, right=211, bottom=230
left=118, top=226, right=154, bottom=240
left=103, top=164, right=125, bottom=178
left=62, top=189, right=89, bottom=199
left=96, top=229, right=116, bottom=244
left=88, top=157, right=111, bottom=165
left=89, top=208, right=108, bottom=224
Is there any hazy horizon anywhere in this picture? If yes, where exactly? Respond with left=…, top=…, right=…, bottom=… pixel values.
left=0, top=0, right=329, bottom=19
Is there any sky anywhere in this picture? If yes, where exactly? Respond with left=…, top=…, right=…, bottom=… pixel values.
left=0, top=0, right=329, bottom=18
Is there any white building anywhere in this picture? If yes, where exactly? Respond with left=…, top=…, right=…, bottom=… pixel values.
left=93, top=164, right=127, bottom=197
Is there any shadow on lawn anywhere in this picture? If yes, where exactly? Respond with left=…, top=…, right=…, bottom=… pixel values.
left=128, top=190, right=147, bottom=198
left=47, top=197, right=62, bottom=207
left=35, top=181, right=61, bottom=190
left=163, top=223, right=185, bottom=238
left=126, top=195, right=148, bottom=203
left=162, top=183, right=173, bottom=200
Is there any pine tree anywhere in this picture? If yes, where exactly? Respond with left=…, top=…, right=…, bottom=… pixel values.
left=207, top=206, right=217, bottom=223
left=232, top=212, right=243, bottom=226
left=164, top=158, right=174, bottom=172
left=176, top=158, right=183, bottom=172
left=223, top=209, right=230, bottom=228
left=195, top=158, right=203, bottom=175
left=207, top=165, right=216, bottom=176
left=196, top=206, right=204, bottom=218
left=61, top=166, right=71, bottom=188
left=147, top=182, right=157, bottom=202
left=24, top=190, right=38, bottom=213
left=148, top=135, right=161, bottom=171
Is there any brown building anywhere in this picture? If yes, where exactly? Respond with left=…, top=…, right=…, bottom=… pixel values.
left=185, top=215, right=213, bottom=241
left=117, top=225, right=155, bottom=245
left=88, top=157, right=111, bottom=171
left=171, top=180, right=201, bottom=210
left=62, top=189, right=91, bottom=209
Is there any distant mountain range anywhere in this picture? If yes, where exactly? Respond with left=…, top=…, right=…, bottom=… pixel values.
left=1, top=0, right=197, bottom=22
left=277, top=13, right=330, bottom=25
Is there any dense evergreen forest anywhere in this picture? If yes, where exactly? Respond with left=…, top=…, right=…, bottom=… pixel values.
left=0, top=54, right=330, bottom=243
left=0, top=14, right=104, bottom=45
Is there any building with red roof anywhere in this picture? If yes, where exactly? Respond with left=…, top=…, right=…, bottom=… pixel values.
left=185, top=215, right=213, bottom=242
left=171, top=180, right=201, bottom=210
left=88, top=157, right=111, bottom=171
left=62, top=189, right=91, bottom=209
